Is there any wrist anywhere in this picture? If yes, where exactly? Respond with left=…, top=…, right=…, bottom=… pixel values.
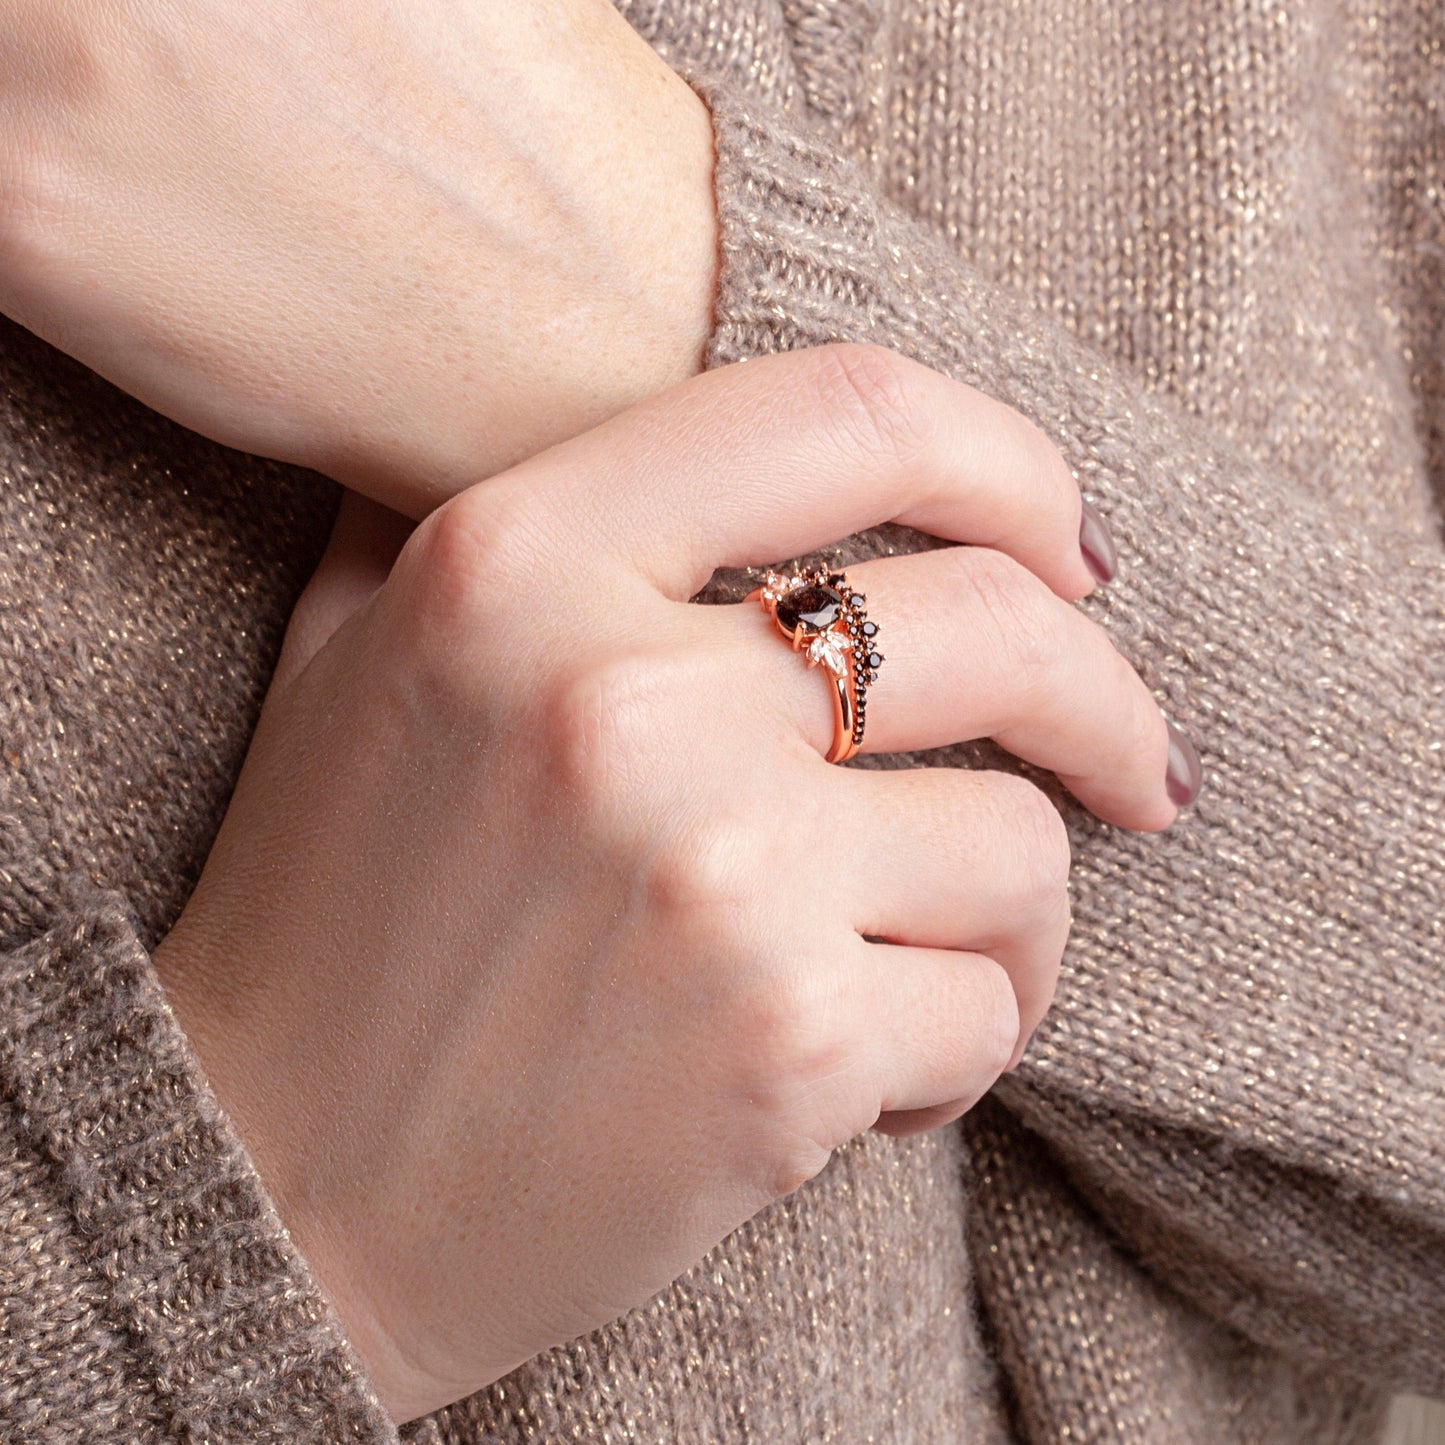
left=332, top=8, right=720, bottom=518
left=152, top=917, right=522, bottom=1424
left=150, top=922, right=400, bottom=1415
left=0, top=0, right=719, bottom=524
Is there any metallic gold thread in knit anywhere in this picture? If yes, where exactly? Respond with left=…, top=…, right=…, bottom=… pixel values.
left=3, top=0, right=1442, bottom=1441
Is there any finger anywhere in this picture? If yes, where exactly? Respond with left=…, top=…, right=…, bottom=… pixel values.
left=832, top=765, right=1071, bottom=1061
left=273, top=490, right=415, bottom=690
left=508, top=343, right=1099, bottom=603
left=710, top=545, right=1177, bottom=831
left=841, top=934, right=1022, bottom=1120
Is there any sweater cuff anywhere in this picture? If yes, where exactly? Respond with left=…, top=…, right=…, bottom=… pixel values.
left=685, top=71, right=892, bottom=367
left=0, top=891, right=400, bottom=1443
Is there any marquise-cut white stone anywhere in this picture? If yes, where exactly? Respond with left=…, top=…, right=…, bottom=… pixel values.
left=807, top=632, right=851, bottom=674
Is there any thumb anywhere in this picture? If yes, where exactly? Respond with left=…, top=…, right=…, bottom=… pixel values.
left=272, top=488, right=415, bottom=691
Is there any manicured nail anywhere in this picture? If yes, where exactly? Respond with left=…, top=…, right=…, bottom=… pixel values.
left=1165, top=719, right=1204, bottom=807
left=1079, top=498, right=1118, bottom=585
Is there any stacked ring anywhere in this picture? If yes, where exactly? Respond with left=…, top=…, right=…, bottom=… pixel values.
left=755, top=566, right=884, bottom=764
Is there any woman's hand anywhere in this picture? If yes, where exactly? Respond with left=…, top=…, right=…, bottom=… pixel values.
left=0, top=0, right=716, bottom=515
left=153, top=345, right=1183, bottom=1422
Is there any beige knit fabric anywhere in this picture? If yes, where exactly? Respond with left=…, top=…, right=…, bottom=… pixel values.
left=1, top=0, right=1442, bottom=1440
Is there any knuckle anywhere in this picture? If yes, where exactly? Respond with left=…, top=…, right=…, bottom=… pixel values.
left=1039, top=885, right=1075, bottom=970
left=766, top=1135, right=836, bottom=1201
left=1, top=16, right=136, bottom=300
left=727, top=964, right=858, bottom=1194
left=985, top=772, right=1073, bottom=899
left=641, top=812, right=760, bottom=921
left=534, top=649, right=682, bottom=842
left=734, top=966, right=839, bottom=1087
left=973, top=957, right=1024, bottom=1080
left=395, top=485, right=538, bottom=631
left=807, top=342, right=938, bottom=470
left=1021, top=898, right=1071, bottom=1025
left=957, top=549, right=1063, bottom=685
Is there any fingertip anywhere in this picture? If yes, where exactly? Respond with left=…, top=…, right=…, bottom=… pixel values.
left=1054, top=769, right=1178, bottom=835
left=1092, top=720, right=1204, bottom=833
left=1005, top=1027, right=1035, bottom=1072
left=1141, top=798, right=1185, bottom=834
left=1062, top=562, right=1100, bottom=604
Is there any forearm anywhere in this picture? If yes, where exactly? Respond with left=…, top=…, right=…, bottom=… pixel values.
left=0, top=0, right=719, bottom=518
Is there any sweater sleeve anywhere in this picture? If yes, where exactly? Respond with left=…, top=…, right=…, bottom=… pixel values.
left=688, top=74, right=1445, bottom=1392
left=0, top=888, right=402, bottom=1443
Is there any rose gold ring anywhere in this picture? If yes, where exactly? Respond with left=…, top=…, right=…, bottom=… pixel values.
left=753, top=566, right=884, bottom=764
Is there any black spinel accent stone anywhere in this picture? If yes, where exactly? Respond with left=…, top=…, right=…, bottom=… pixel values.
left=867, top=651, right=883, bottom=669
left=776, top=584, right=843, bottom=635
left=849, top=593, right=866, bottom=610
left=861, top=621, right=878, bottom=637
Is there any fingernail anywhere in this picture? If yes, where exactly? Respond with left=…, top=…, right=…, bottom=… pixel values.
left=1079, top=498, right=1118, bottom=585
left=1165, top=719, right=1204, bottom=807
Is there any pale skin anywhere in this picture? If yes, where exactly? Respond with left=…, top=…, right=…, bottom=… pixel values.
left=2, top=0, right=1197, bottom=1427
left=154, top=346, right=1182, bottom=1420
left=0, top=0, right=717, bottom=515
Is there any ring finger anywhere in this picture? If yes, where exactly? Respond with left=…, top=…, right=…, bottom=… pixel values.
left=715, top=544, right=1178, bottom=832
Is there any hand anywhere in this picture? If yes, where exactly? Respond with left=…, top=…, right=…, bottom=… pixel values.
left=0, top=0, right=716, bottom=515
left=153, top=344, right=1181, bottom=1421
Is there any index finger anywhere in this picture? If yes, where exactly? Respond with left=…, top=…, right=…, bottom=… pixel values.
left=509, top=344, right=1102, bottom=602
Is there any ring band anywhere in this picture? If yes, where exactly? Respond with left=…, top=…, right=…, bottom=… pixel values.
left=754, top=567, right=884, bottom=763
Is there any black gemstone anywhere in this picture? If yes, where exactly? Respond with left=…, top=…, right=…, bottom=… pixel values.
left=776, top=584, right=843, bottom=636
left=849, top=593, right=866, bottom=609
left=861, top=620, right=878, bottom=637
left=867, top=651, right=883, bottom=669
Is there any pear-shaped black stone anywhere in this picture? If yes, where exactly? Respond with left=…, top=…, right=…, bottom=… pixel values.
left=776, top=584, right=843, bottom=635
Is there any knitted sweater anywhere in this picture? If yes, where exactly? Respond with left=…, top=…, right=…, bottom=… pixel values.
left=2, top=0, right=1441, bottom=1439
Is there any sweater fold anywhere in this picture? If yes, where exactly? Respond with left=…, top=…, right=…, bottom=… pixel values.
left=685, top=59, right=1445, bottom=1392
left=2, top=0, right=1442, bottom=1438
left=0, top=890, right=399, bottom=1443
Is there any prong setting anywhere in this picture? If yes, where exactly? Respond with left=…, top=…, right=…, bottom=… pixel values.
left=756, top=564, right=882, bottom=759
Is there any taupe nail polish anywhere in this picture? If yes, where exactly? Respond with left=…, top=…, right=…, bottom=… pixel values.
left=1079, top=498, right=1118, bottom=584
left=1165, top=719, right=1204, bottom=807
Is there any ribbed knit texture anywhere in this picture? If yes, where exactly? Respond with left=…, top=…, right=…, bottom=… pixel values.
left=2, top=0, right=1441, bottom=1440
left=0, top=891, right=398, bottom=1441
